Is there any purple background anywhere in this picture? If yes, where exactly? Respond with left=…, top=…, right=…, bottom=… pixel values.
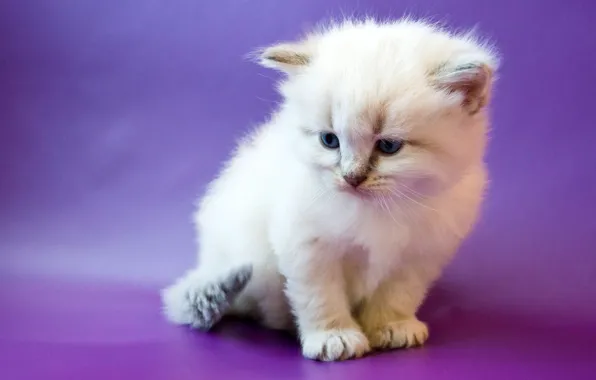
left=1, top=1, right=595, bottom=379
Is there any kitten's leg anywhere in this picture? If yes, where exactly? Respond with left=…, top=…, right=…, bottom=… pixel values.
left=279, top=240, right=370, bottom=361
left=356, top=270, right=431, bottom=350
left=231, top=266, right=294, bottom=331
left=161, top=265, right=252, bottom=330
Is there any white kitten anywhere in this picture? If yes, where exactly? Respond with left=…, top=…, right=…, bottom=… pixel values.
left=161, top=17, right=498, bottom=361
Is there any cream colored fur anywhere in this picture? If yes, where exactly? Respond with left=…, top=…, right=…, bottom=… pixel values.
left=162, top=17, right=498, bottom=361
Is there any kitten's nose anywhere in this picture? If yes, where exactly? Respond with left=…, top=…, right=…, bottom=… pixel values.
left=343, top=174, right=367, bottom=188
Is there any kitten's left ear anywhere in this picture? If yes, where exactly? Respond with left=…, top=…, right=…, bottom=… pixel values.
left=432, top=60, right=495, bottom=115
left=256, top=41, right=313, bottom=75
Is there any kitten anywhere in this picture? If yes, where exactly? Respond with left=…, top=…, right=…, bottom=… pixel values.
left=161, top=17, right=498, bottom=361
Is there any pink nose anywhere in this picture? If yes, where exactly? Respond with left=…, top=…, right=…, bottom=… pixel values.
left=343, top=174, right=367, bottom=188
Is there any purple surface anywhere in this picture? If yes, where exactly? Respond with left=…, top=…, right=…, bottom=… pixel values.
left=1, top=0, right=595, bottom=379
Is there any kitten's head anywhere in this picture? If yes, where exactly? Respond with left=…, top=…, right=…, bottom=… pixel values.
left=257, top=18, right=498, bottom=199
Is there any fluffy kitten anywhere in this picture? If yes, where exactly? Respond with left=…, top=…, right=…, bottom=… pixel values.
left=161, top=17, right=498, bottom=361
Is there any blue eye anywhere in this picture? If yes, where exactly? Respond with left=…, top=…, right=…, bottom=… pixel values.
left=320, top=132, right=340, bottom=149
left=376, top=139, right=404, bottom=155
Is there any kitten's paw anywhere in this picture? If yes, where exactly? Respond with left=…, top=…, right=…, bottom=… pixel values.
left=367, top=318, right=428, bottom=350
left=301, top=328, right=370, bottom=361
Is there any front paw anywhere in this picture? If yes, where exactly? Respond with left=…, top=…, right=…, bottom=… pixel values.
left=366, top=318, right=429, bottom=350
left=301, top=328, right=371, bottom=361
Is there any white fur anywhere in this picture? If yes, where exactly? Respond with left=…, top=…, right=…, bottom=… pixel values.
left=162, top=18, right=498, bottom=361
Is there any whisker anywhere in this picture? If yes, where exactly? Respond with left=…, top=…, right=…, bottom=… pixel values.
left=380, top=194, right=400, bottom=225
left=399, top=183, right=428, bottom=200
left=389, top=188, right=410, bottom=211
left=305, top=186, right=330, bottom=210
left=387, top=189, right=418, bottom=229
left=395, top=184, right=437, bottom=212
left=386, top=192, right=407, bottom=220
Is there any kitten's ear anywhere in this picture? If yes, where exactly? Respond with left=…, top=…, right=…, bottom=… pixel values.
left=432, top=60, right=495, bottom=114
left=256, top=42, right=313, bottom=75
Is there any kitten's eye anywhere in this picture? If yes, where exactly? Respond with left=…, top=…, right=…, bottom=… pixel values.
left=320, top=132, right=340, bottom=149
left=376, top=139, right=404, bottom=155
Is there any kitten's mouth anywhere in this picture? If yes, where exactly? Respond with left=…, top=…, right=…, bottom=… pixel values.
left=337, top=183, right=376, bottom=198
left=334, top=176, right=386, bottom=198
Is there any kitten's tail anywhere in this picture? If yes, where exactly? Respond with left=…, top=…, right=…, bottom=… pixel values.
left=160, top=264, right=253, bottom=330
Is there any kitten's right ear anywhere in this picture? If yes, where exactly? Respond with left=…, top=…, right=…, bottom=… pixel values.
left=255, top=42, right=313, bottom=75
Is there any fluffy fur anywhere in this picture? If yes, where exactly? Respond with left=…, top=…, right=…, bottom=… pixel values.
left=161, top=17, right=499, bottom=361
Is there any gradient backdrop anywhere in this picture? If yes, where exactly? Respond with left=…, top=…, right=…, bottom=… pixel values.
left=1, top=1, right=595, bottom=379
